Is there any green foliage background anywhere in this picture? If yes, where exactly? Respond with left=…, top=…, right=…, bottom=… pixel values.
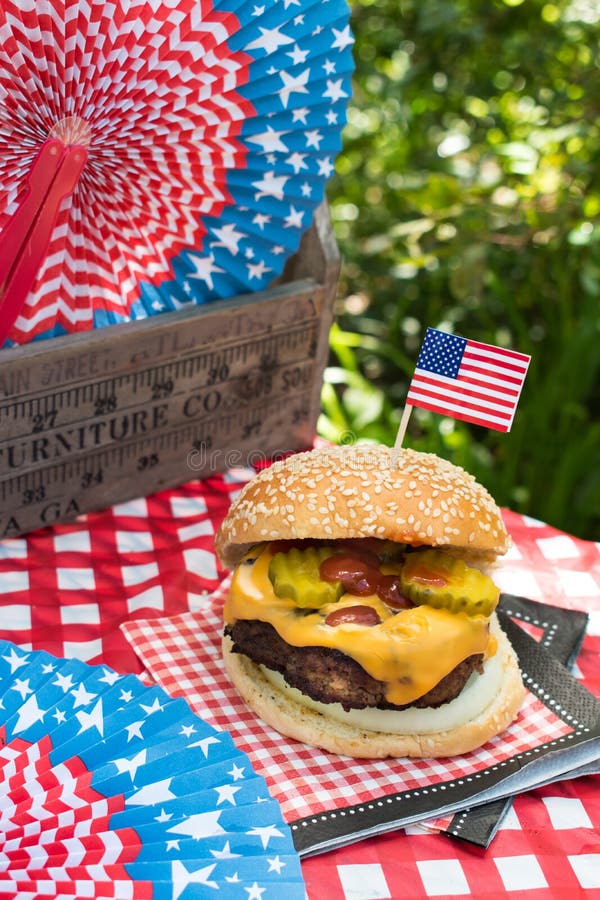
left=322, top=0, right=600, bottom=540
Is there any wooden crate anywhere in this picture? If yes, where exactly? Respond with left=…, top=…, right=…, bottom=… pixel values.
left=0, top=203, right=340, bottom=538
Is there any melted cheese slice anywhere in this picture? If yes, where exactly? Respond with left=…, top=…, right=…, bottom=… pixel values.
left=224, top=545, right=497, bottom=706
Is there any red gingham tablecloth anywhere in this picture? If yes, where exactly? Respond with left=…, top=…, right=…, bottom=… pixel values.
left=0, top=469, right=598, bottom=900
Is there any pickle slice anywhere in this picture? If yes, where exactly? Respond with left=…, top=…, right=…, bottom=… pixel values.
left=400, top=549, right=499, bottom=617
left=268, top=545, right=344, bottom=608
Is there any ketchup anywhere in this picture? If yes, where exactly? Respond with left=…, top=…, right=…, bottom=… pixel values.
left=325, top=605, right=381, bottom=627
left=319, top=553, right=412, bottom=610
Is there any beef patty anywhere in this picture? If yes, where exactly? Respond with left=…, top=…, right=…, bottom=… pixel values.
left=225, top=620, right=484, bottom=712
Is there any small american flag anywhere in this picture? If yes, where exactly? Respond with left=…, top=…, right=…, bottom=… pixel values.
left=406, top=327, right=531, bottom=432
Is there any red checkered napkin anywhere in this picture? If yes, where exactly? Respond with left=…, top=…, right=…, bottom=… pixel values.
left=121, top=580, right=580, bottom=835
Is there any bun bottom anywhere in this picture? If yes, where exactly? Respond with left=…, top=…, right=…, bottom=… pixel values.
left=222, top=622, right=525, bottom=759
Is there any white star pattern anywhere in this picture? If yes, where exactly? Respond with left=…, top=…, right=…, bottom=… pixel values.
left=128, top=777, right=176, bottom=806
left=0, top=10, right=351, bottom=895
left=323, top=77, right=348, bottom=103
left=245, top=824, right=285, bottom=850
left=248, top=128, right=290, bottom=154
left=180, top=723, right=197, bottom=737
left=284, top=205, right=305, bottom=229
left=332, top=24, right=354, bottom=51
left=113, top=748, right=147, bottom=781
left=54, top=671, right=75, bottom=693
left=0, top=639, right=302, bottom=895
left=210, top=841, right=241, bottom=860
left=286, top=151, right=309, bottom=173
left=0, top=0, right=354, bottom=340
left=248, top=260, right=273, bottom=280
left=292, top=106, right=310, bottom=124
left=304, top=129, right=323, bottom=149
left=70, top=683, right=97, bottom=708
left=187, top=254, right=226, bottom=292
left=11, top=678, right=33, bottom=700
left=3, top=648, right=29, bottom=673
left=317, top=156, right=335, bottom=177
left=75, top=698, right=104, bottom=737
left=155, top=809, right=173, bottom=823
left=210, top=224, right=246, bottom=257
left=415, top=329, right=465, bottom=376
left=228, top=763, right=246, bottom=781
left=252, top=171, right=290, bottom=201
left=171, top=861, right=218, bottom=900
left=245, top=25, right=295, bottom=54
left=126, top=720, right=145, bottom=741
left=253, top=213, right=271, bottom=230
left=140, top=697, right=165, bottom=716
left=288, top=44, right=309, bottom=65
left=215, top=783, right=241, bottom=806
left=13, top=695, right=46, bottom=734
left=167, top=811, right=225, bottom=840
left=267, top=856, right=286, bottom=874
left=189, top=734, right=221, bottom=756
left=278, top=67, right=311, bottom=108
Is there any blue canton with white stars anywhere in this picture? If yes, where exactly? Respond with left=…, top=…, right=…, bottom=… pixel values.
left=416, top=328, right=466, bottom=378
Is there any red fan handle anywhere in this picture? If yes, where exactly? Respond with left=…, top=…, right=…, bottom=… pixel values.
left=0, top=138, right=87, bottom=345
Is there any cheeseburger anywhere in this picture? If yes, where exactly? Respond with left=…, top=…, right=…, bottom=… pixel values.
left=215, top=445, right=525, bottom=758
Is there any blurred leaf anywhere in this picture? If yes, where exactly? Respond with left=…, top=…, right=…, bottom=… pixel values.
left=322, top=0, right=600, bottom=539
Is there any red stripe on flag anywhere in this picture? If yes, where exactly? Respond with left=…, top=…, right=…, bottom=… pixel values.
left=459, top=373, right=521, bottom=396
left=407, top=382, right=514, bottom=421
left=410, top=374, right=516, bottom=409
left=404, top=397, right=511, bottom=432
left=462, top=351, right=529, bottom=376
left=459, top=361, right=527, bottom=386
left=466, top=338, right=531, bottom=362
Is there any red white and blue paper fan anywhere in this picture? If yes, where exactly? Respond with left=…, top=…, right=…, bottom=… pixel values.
left=0, top=0, right=354, bottom=347
left=0, top=640, right=305, bottom=899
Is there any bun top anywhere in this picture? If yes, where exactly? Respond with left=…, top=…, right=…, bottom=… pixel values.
left=215, top=444, right=509, bottom=567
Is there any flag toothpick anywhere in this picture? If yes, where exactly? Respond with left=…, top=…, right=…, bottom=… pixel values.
left=393, top=327, right=531, bottom=454
left=393, top=402, right=413, bottom=454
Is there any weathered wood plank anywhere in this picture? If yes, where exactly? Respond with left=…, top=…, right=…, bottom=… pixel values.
left=0, top=204, right=339, bottom=537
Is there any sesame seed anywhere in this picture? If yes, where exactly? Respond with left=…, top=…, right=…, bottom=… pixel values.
left=216, top=443, right=508, bottom=565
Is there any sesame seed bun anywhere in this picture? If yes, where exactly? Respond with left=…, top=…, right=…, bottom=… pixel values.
left=215, top=444, right=509, bottom=568
left=222, top=614, right=525, bottom=758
